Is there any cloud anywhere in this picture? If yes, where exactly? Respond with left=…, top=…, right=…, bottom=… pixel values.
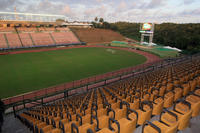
left=180, top=8, right=200, bottom=16
left=131, top=0, right=166, bottom=9
left=96, top=0, right=104, bottom=3
left=0, top=0, right=23, bottom=11
left=21, top=0, right=65, bottom=14
left=84, top=5, right=108, bottom=21
left=147, top=0, right=166, bottom=8
left=118, top=1, right=127, bottom=9
left=115, top=1, right=127, bottom=12
left=0, top=0, right=199, bottom=23
left=183, top=0, right=195, bottom=5
left=62, top=5, right=71, bottom=14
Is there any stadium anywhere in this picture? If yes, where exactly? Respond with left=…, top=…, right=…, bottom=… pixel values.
left=0, top=1, right=200, bottom=133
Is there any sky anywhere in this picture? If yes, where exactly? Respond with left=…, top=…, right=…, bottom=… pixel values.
left=0, top=0, right=200, bottom=23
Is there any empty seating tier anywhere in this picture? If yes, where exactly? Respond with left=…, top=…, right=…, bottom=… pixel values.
left=19, top=33, right=34, bottom=47
left=56, top=27, right=70, bottom=32
left=17, top=27, right=37, bottom=32
left=51, top=32, right=80, bottom=44
left=72, top=28, right=125, bottom=44
left=45, top=27, right=56, bottom=32
left=6, top=33, right=22, bottom=48
left=37, top=27, right=46, bottom=32
left=0, top=34, right=8, bottom=49
left=30, top=33, right=55, bottom=46
left=17, top=58, right=200, bottom=133
left=0, top=27, right=16, bottom=32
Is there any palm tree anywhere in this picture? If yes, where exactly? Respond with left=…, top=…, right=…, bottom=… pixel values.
left=95, top=17, right=98, bottom=22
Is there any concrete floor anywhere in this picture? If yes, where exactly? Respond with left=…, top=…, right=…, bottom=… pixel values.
left=2, top=114, right=31, bottom=133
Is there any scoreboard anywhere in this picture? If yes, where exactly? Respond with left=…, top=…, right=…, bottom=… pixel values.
left=140, top=23, right=154, bottom=34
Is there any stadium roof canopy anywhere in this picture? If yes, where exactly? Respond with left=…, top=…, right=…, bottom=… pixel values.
left=0, top=12, right=67, bottom=22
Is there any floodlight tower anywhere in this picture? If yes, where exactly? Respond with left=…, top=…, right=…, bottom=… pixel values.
left=14, top=6, right=19, bottom=20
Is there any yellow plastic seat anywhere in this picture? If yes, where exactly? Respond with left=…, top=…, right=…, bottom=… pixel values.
left=74, top=117, right=119, bottom=133
left=163, top=91, right=174, bottom=108
left=129, top=96, right=140, bottom=110
left=77, top=123, right=96, bottom=133
left=190, top=80, right=197, bottom=91
left=186, top=95, right=200, bottom=117
left=82, top=114, right=91, bottom=124
left=171, top=110, right=192, bottom=130
left=132, top=101, right=153, bottom=125
left=166, top=83, right=173, bottom=91
left=59, top=120, right=78, bottom=133
left=112, top=107, right=138, bottom=133
left=152, top=97, right=164, bottom=116
left=142, top=120, right=178, bottom=133
left=35, top=122, right=48, bottom=133
left=48, top=128, right=62, bottom=133
left=182, top=83, right=190, bottom=96
left=173, top=87, right=183, bottom=101
left=96, top=128, right=113, bottom=133
left=114, top=102, right=128, bottom=121
left=40, top=125, right=53, bottom=133
left=159, top=86, right=166, bottom=97
left=194, top=89, right=200, bottom=96
left=162, top=100, right=192, bottom=130
left=97, top=108, right=107, bottom=117
left=51, top=117, right=61, bottom=128
left=111, top=102, right=120, bottom=109
left=97, top=115, right=109, bottom=129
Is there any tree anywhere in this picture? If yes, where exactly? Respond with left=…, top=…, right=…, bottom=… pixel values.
left=94, top=17, right=98, bottom=22
left=102, top=22, right=110, bottom=29
left=90, top=20, right=200, bottom=52
left=91, top=21, right=98, bottom=28
left=56, top=19, right=65, bottom=22
left=99, top=18, right=104, bottom=23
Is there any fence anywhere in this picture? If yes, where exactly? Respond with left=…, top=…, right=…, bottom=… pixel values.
left=3, top=53, right=199, bottom=113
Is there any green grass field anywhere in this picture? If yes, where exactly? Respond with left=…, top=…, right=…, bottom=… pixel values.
left=0, top=47, right=146, bottom=98
left=141, top=48, right=179, bottom=58
left=110, top=42, right=180, bottom=58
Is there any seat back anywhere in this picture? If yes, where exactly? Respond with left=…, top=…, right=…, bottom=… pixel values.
left=166, top=123, right=178, bottom=133
left=178, top=110, right=192, bottom=130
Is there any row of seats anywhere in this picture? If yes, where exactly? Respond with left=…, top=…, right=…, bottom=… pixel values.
left=0, top=34, right=8, bottom=48
left=17, top=27, right=38, bottom=32
left=51, top=32, right=80, bottom=45
left=0, top=31, right=80, bottom=49
left=17, top=58, right=200, bottom=133
left=0, top=27, right=70, bottom=33
left=0, top=27, right=15, bottom=32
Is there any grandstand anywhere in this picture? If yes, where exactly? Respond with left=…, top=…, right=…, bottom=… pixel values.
left=6, top=33, right=22, bottom=48
left=51, top=32, right=80, bottom=44
left=17, top=27, right=38, bottom=32
left=19, top=33, right=34, bottom=47
left=10, top=55, right=200, bottom=133
left=0, top=26, right=83, bottom=50
left=0, top=34, right=8, bottom=48
left=0, top=12, right=86, bottom=50
left=0, top=26, right=127, bottom=50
